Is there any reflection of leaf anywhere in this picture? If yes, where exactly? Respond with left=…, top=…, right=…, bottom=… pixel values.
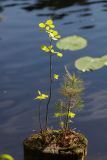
left=56, top=35, right=87, bottom=51
left=75, top=56, right=104, bottom=72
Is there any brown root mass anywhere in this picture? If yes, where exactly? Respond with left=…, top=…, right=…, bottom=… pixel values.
left=24, top=129, right=87, bottom=154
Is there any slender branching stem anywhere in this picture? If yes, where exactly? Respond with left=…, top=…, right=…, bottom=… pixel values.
left=45, top=39, right=53, bottom=129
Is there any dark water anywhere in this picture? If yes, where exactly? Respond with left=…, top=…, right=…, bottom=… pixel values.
left=0, top=0, right=107, bottom=159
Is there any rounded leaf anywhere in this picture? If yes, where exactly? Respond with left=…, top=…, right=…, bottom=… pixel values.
left=46, top=19, right=53, bottom=25
left=56, top=35, right=87, bottom=51
left=75, top=56, right=94, bottom=72
left=39, top=23, right=45, bottom=28
left=75, top=56, right=104, bottom=72
left=89, top=58, right=104, bottom=70
left=100, top=55, right=107, bottom=65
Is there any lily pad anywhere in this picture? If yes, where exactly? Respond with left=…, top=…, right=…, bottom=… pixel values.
left=100, top=55, right=107, bottom=66
left=75, top=57, right=104, bottom=72
left=75, top=56, right=94, bottom=72
left=89, top=58, right=104, bottom=70
left=56, top=35, right=87, bottom=51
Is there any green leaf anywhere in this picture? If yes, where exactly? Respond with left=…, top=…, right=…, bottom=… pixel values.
left=41, top=45, right=50, bottom=52
left=46, top=19, right=53, bottom=25
left=90, top=58, right=104, bottom=70
left=75, top=56, right=104, bottom=72
left=68, top=112, right=76, bottom=118
left=54, top=113, right=64, bottom=117
left=0, top=154, right=14, bottom=160
left=100, top=55, right=107, bottom=66
left=56, top=35, right=87, bottom=51
left=39, top=23, right=46, bottom=28
left=75, top=56, right=94, bottom=72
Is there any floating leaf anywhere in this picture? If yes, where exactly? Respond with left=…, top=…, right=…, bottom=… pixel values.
left=75, top=56, right=94, bottom=72
left=75, top=56, right=104, bottom=72
left=89, top=58, right=104, bottom=70
left=56, top=35, right=87, bottom=51
left=100, top=55, right=107, bottom=66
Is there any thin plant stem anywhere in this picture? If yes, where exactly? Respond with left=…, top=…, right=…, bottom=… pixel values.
left=38, top=101, right=42, bottom=132
left=65, top=102, right=70, bottom=130
left=45, top=39, right=53, bottom=129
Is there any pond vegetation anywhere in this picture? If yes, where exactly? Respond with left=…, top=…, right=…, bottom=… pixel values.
left=1, top=0, right=107, bottom=160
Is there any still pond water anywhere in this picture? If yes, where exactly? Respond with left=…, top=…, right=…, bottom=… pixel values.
left=0, top=0, right=107, bottom=159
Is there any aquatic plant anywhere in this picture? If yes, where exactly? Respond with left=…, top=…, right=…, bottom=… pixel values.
left=35, top=19, right=63, bottom=130
left=55, top=66, right=84, bottom=130
left=56, top=35, right=87, bottom=51
left=23, top=20, right=88, bottom=160
left=75, top=55, right=107, bottom=72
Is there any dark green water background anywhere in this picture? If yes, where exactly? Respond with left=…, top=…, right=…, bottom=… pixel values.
left=0, top=0, right=107, bottom=159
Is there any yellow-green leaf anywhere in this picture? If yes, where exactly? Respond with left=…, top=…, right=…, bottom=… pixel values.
left=46, top=26, right=50, bottom=31
left=54, top=113, right=64, bottom=117
left=34, top=90, right=48, bottom=100
left=56, top=52, right=63, bottom=57
left=68, top=112, right=76, bottom=118
left=51, top=49, right=55, bottom=53
left=50, top=24, right=55, bottom=28
left=35, top=94, right=48, bottom=100
left=53, top=31, right=58, bottom=36
left=46, top=19, right=53, bottom=25
left=39, top=23, right=46, bottom=28
left=55, top=35, right=61, bottom=39
left=0, top=154, right=14, bottom=160
left=48, top=45, right=53, bottom=50
left=53, top=74, right=59, bottom=80
left=41, top=45, right=50, bottom=52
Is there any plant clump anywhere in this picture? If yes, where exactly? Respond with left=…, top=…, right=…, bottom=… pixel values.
left=55, top=66, right=84, bottom=130
left=24, top=19, right=88, bottom=160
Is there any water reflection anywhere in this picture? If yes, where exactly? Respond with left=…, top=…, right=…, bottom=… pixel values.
left=80, top=25, right=95, bottom=29
left=0, top=6, right=3, bottom=13
left=23, top=0, right=88, bottom=11
left=0, top=0, right=30, bottom=9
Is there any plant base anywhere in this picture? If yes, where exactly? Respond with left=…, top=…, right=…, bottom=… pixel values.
left=23, top=129, right=88, bottom=160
